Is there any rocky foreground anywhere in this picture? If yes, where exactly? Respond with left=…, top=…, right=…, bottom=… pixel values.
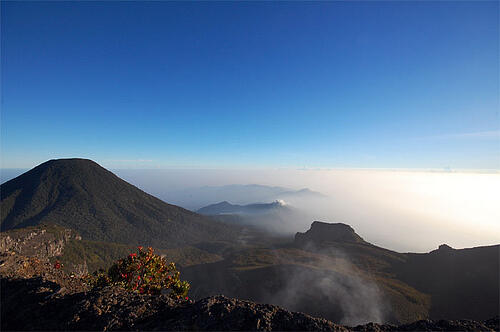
left=1, top=251, right=498, bottom=332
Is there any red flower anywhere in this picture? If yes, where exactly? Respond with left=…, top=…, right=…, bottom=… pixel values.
left=54, top=261, right=61, bottom=269
left=137, top=276, right=141, bottom=280
left=138, top=246, right=143, bottom=251
left=185, top=297, right=189, bottom=300
left=129, top=253, right=137, bottom=258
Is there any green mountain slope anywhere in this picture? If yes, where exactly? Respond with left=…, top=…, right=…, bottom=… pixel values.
left=0, top=159, right=239, bottom=248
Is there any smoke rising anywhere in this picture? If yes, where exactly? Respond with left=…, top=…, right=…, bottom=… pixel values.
left=269, top=245, right=388, bottom=326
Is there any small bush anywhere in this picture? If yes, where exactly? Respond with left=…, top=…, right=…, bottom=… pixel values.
left=82, top=246, right=190, bottom=298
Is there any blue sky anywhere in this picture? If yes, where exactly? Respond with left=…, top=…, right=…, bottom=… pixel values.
left=1, top=1, right=498, bottom=170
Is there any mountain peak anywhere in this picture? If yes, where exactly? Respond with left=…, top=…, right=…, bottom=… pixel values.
left=294, top=221, right=365, bottom=246
left=5, top=158, right=110, bottom=186
left=438, top=244, right=454, bottom=251
left=35, top=158, right=101, bottom=170
left=430, top=244, right=456, bottom=254
left=45, top=157, right=96, bottom=164
left=1, top=159, right=238, bottom=247
left=215, top=201, right=232, bottom=206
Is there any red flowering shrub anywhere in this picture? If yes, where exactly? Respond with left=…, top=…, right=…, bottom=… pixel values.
left=83, top=247, right=190, bottom=298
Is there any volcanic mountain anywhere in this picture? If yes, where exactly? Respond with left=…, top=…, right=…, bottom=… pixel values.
left=0, top=159, right=238, bottom=248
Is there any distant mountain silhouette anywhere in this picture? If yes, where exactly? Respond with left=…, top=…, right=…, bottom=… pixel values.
left=197, top=200, right=312, bottom=234
left=280, top=188, right=326, bottom=198
left=197, top=200, right=290, bottom=215
left=0, top=159, right=238, bottom=248
left=158, top=184, right=325, bottom=210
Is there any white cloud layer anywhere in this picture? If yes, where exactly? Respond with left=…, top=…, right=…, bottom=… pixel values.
left=116, top=168, right=500, bottom=253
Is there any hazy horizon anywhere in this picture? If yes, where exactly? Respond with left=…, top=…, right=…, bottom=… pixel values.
left=2, top=165, right=498, bottom=253
left=104, top=168, right=500, bottom=254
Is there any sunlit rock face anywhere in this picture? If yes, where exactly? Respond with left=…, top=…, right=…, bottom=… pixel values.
left=295, top=221, right=365, bottom=246
left=0, top=226, right=80, bottom=258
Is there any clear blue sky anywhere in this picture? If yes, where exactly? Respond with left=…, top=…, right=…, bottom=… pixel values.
left=1, top=1, right=498, bottom=170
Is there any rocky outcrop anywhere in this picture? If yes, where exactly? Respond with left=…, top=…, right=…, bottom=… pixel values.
left=295, top=221, right=365, bottom=247
left=1, top=249, right=498, bottom=331
left=0, top=225, right=89, bottom=277
left=1, top=273, right=497, bottom=331
left=429, top=244, right=455, bottom=254
left=0, top=253, right=349, bottom=332
left=0, top=225, right=81, bottom=258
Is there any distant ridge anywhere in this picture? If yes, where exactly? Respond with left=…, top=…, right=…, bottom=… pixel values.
left=0, top=159, right=238, bottom=248
left=197, top=200, right=289, bottom=215
left=157, top=184, right=325, bottom=210
left=196, top=199, right=313, bottom=234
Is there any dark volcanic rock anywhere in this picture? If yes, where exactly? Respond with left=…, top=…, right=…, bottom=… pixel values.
left=485, top=317, right=500, bottom=330
left=138, top=295, right=347, bottom=331
left=2, top=274, right=497, bottom=331
left=351, top=318, right=497, bottom=331
left=1, top=276, right=347, bottom=331
left=1, top=250, right=346, bottom=331
left=394, top=318, right=498, bottom=331
left=295, top=221, right=365, bottom=247
left=1, top=254, right=497, bottom=332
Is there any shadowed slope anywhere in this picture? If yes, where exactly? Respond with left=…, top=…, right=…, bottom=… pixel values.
left=293, top=222, right=499, bottom=323
left=0, top=159, right=238, bottom=247
left=394, top=244, right=500, bottom=321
